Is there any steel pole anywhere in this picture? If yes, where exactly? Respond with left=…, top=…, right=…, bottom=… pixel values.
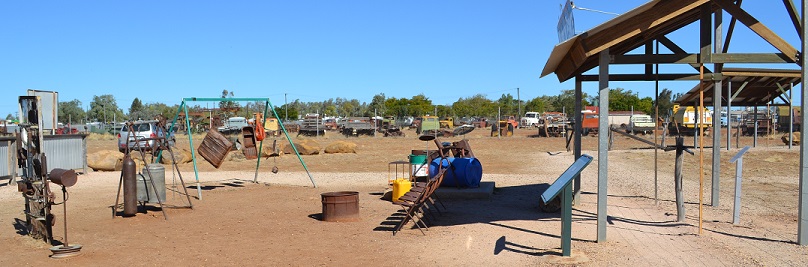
left=799, top=0, right=808, bottom=244
left=597, top=50, right=609, bottom=242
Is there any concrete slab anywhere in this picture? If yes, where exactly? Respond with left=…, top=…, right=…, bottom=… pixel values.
left=434, top=181, right=494, bottom=199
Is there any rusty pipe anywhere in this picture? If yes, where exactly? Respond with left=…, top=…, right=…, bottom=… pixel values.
left=122, top=155, right=137, bottom=217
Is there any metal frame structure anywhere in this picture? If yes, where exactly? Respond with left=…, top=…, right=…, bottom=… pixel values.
left=542, top=0, right=808, bottom=245
left=168, top=97, right=316, bottom=200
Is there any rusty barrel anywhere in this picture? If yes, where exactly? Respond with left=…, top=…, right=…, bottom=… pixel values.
left=321, top=191, right=359, bottom=222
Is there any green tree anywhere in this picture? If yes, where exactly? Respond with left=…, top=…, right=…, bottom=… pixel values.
left=368, top=93, right=387, bottom=116
left=606, top=88, right=653, bottom=114
left=408, top=94, right=434, bottom=116
left=58, top=99, right=86, bottom=124
left=552, top=89, right=588, bottom=113
left=524, top=96, right=548, bottom=113
left=5, top=114, right=13, bottom=121
left=128, top=98, right=147, bottom=120
left=88, top=94, right=124, bottom=123
left=656, top=89, right=675, bottom=118
left=496, top=93, right=519, bottom=115
left=452, top=94, right=495, bottom=117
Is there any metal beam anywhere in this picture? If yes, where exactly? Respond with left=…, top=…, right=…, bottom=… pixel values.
left=597, top=50, right=609, bottom=243
left=715, top=0, right=799, bottom=63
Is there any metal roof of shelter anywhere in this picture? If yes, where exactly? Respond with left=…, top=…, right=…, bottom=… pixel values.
left=542, top=0, right=719, bottom=82
left=676, top=68, right=801, bottom=106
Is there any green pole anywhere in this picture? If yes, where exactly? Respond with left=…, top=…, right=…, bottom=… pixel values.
left=182, top=102, right=202, bottom=200
left=561, top=183, right=573, bottom=256
left=269, top=100, right=317, bottom=187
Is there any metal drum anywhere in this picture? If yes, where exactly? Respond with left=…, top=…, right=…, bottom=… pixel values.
left=137, top=164, right=166, bottom=203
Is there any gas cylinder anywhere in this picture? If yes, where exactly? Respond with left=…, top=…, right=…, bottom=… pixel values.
left=122, top=155, right=137, bottom=217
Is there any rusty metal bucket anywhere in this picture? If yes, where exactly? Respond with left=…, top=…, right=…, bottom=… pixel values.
left=321, top=191, right=359, bottom=222
left=197, top=129, right=233, bottom=168
left=242, top=126, right=257, bottom=160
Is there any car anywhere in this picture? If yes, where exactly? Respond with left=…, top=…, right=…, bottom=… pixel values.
left=117, top=120, right=174, bottom=153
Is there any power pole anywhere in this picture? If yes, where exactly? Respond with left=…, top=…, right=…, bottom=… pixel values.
left=284, top=93, right=288, bottom=121
left=517, top=87, right=521, bottom=117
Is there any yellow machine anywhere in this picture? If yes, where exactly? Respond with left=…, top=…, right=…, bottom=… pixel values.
left=439, top=117, right=454, bottom=129
left=670, top=105, right=712, bottom=135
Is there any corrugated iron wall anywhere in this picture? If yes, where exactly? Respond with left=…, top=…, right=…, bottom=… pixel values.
left=0, top=134, right=88, bottom=180
left=0, top=138, right=14, bottom=179
left=43, top=134, right=87, bottom=174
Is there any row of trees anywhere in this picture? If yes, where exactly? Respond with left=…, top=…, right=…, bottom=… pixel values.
left=41, top=88, right=677, bottom=124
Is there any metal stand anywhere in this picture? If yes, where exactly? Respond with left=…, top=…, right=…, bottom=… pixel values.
left=731, top=146, right=751, bottom=225
left=112, top=120, right=193, bottom=219
left=541, top=154, right=594, bottom=257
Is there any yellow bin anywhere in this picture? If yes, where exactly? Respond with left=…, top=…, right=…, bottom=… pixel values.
left=392, top=178, right=412, bottom=202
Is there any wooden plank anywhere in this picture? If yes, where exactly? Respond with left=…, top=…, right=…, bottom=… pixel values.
left=659, top=36, right=711, bottom=73
left=712, top=53, right=794, bottom=63
left=578, top=73, right=704, bottom=82
left=782, top=0, right=802, bottom=38
left=715, top=0, right=798, bottom=62
left=583, top=0, right=710, bottom=58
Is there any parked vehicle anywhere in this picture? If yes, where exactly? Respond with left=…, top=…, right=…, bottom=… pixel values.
left=117, top=120, right=174, bottom=152
left=626, top=115, right=656, bottom=135
left=417, top=116, right=440, bottom=135
left=520, top=112, right=541, bottom=128
left=741, top=112, right=773, bottom=136
left=341, top=117, right=376, bottom=136
left=218, top=117, right=249, bottom=135
left=669, top=105, right=712, bottom=136
left=491, top=116, right=517, bottom=137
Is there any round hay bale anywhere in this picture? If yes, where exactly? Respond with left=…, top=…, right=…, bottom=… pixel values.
left=283, top=139, right=321, bottom=155
left=160, top=148, right=194, bottom=164
left=87, top=150, right=124, bottom=172
left=782, top=132, right=801, bottom=146
left=261, top=142, right=282, bottom=157
left=227, top=151, right=247, bottom=162
left=324, top=141, right=357, bottom=154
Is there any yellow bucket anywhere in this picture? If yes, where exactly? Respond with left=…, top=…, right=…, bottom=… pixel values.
left=392, top=178, right=412, bottom=202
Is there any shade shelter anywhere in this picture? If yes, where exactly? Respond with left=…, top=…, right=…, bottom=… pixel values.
left=541, top=0, right=808, bottom=245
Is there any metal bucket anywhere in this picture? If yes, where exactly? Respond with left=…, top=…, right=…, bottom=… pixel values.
left=320, top=191, right=359, bottom=222
left=409, top=154, right=428, bottom=177
left=137, top=164, right=166, bottom=203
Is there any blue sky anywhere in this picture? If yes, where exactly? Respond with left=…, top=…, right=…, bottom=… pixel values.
left=0, top=0, right=803, bottom=117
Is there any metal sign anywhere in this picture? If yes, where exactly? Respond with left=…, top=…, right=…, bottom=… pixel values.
left=542, top=154, right=593, bottom=204
left=557, top=0, right=576, bottom=42
left=730, top=146, right=751, bottom=163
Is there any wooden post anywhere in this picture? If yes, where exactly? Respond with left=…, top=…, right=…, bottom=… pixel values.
left=675, top=137, right=686, bottom=222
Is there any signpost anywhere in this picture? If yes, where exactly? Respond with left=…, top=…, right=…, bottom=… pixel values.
left=541, top=154, right=594, bottom=256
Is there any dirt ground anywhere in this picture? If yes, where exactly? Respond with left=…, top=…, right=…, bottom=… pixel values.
left=1, top=127, right=807, bottom=266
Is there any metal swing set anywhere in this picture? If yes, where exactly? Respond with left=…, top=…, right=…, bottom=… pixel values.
left=165, top=97, right=317, bottom=200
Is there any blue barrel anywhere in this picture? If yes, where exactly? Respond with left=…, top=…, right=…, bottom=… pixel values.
left=429, top=157, right=483, bottom=188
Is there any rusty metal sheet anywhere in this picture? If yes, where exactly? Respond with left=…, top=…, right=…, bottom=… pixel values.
left=197, top=130, right=232, bottom=168
left=242, top=126, right=257, bottom=160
